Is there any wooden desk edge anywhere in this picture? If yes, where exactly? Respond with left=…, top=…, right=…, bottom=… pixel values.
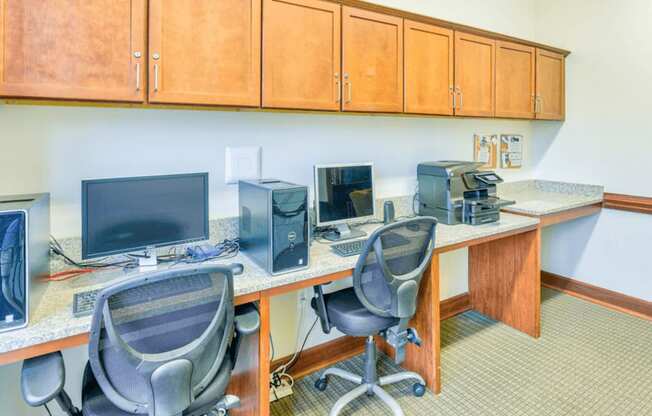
left=0, top=223, right=539, bottom=366
left=503, top=203, right=602, bottom=228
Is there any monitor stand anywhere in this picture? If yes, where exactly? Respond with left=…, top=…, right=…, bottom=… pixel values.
left=323, top=223, right=367, bottom=242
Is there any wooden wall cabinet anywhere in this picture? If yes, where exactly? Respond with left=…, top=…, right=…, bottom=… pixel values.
left=342, top=7, right=403, bottom=113
left=454, top=32, right=495, bottom=117
left=495, top=40, right=536, bottom=119
left=0, top=0, right=147, bottom=102
left=536, top=49, right=565, bottom=120
left=404, top=20, right=454, bottom=115
left=263, top=0, right=341, bottom=111
left=148, top=0, right=261, bottom=106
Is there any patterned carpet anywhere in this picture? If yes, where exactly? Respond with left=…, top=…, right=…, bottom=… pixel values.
left=271, top=288, right=652, bottom=415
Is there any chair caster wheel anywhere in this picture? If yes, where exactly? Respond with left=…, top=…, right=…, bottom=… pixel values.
left=413, top=383, right=426, bottom=397
left=314, top=377, right=328, bottom=391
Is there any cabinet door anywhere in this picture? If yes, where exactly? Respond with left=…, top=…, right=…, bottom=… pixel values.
left=263, top=0, right=340, bottom=110
left=495, top=41, right=535, bottom=119
left=536, top=49, right=565, bottom=120
left=404, top=20, right=454, bottom=115
left=0, top=0, right=146, bottom=102
left=149, top=0, right=261, bottom=106
left=454, top=32, right=495, bottom=117
left=342, top=7, right=403, bottom=112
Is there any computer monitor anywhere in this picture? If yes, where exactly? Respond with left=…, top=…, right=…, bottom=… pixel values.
left=82, top=173, right=209, bottom=264
left=314, top=163, right=375, bottom=241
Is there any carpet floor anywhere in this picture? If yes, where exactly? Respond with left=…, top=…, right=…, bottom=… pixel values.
left=270, top=288, right=652, bottom=415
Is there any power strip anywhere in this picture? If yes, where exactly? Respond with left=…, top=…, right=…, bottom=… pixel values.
left=269, top=379, right=294, bottom=402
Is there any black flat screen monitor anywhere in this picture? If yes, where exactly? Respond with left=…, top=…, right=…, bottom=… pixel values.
left=82, top=173, right=209, bottom=259
left=315, top=164, right=375, bottom=226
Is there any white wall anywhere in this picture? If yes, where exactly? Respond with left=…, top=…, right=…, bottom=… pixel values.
left=0, top=1, right=545, bottom=414
left=532, top=0, right=652, bottom=301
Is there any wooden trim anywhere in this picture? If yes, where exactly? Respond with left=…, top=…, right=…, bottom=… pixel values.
left=603, top=193, right=652, bottom=215
left=503, top=203, right=602, bottom=228
left=270, top=336, right=366, bottom=380
left=440, top=292, right=471, bottom=320
left=336, top=0, right=569, bottom=56
left=258, top=294, right=271, bottom=416
left=542, top=271, right=652, bottom=321
left=433, top=223, right=538, bottom=254
left=0, top=333, right=89, bottom=366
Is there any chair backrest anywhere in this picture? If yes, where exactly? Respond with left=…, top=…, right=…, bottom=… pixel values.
left=88, top=265, right=236, bottom=416
left=352, top=217, right=437, bottom=319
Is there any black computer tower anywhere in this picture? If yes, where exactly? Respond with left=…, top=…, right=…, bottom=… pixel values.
left=239, top=180, right=309, bottom=275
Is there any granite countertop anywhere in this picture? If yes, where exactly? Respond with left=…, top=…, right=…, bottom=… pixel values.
left=0, top=212, right=539, bottom=355
left=498, top=180, right=604, bottom=216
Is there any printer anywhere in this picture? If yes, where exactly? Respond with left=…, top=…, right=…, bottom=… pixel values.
left=417, top=161, right=515, bottom=225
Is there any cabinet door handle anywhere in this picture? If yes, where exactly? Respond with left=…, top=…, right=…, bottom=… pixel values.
left=152, top=53, right=160, bottom=92
left=335, top=73, right=341, bottom=103
left=538, top=96, right=543, bottom=113
left=456, top=87, right=463, bottom=109
left=450, top=86, right=456, bottom=110
left=154, top=64, right=159, bottom=92
left=135, top=63, right=141, bottom=91
left=343, top=73, right=351, bottom=104
left=347, top=82, right=352, bottom=103
left=133, top=51, right=142, bottom=92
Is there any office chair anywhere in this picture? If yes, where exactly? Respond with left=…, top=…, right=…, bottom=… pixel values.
left=20, top=264, right=259, bottom=416
left=312, top=217, right=438, bottom=416
left=1, top=218, right=24, bottom=313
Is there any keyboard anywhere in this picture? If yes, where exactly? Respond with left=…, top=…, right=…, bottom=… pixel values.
left=331, top=239, right=366, bottom=257
left=72, top=274, right=213, bottom=317
left=330, top=232, right=411, bottom=257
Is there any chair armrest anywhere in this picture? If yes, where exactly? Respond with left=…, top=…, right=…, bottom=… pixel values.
left=230, top=303, right=261, bottom=369
left=21, top=351, right=66, bottom=407
left=234, top=303, right=260, bottom=336
left=311, top=285, right=331, bottom=334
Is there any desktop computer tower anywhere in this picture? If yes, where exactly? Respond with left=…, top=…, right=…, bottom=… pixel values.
left=0, top=193, right=50, bottom=333
left=239, top=180, right=309, bottom=275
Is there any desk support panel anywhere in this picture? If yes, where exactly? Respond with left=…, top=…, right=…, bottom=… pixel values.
left=378, top=254, right=442, bottom=394
left=469, top=228, right=541, bottom=338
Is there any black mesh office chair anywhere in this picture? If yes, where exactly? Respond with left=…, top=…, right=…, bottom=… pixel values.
left=20, top=264, right=259, bottom=416
left=312, top=217, right=438, bottom=416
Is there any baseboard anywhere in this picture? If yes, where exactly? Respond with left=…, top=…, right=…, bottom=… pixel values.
left=440, top=292, right=472, bottom=320
left=270, top=335, right=366, bottom=380
left=542, top=271, right=652, bottom=321
left=271, top=276, right=651, bottom=381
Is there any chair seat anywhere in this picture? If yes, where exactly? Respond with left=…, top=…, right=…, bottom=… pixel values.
left=324, top=288, right=399, bottom=337
left=82, top=356, right=232, bottom=416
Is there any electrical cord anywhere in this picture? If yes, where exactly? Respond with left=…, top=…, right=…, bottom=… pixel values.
left=49, top=235, right=138, bottom=272
left=43, top=404, right=52, bottom=416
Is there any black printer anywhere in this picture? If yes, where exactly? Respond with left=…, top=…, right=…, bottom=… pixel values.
left=417, top=161, right=515, bottom=225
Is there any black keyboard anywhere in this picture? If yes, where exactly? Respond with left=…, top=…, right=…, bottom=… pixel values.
left=331, top=239, right=366, bottom=257
left=330, top=232, right=411, bottom=258
left=72, top=274, right=213, bottom=317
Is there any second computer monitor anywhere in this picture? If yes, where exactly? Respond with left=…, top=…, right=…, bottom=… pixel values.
left=314, top=163, right=375, bottom=240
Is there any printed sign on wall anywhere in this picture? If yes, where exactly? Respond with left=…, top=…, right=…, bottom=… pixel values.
left=500, top=135, right=523, bottom=169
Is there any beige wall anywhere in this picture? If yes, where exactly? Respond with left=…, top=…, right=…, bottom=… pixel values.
left=532, top=0, right=652, bottom=301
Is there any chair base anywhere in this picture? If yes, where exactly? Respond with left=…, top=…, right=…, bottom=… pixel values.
left=314, top=337, right=426, bottom=416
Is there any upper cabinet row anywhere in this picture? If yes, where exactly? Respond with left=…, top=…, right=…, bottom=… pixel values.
left=0, top=0, right=566, bottom=120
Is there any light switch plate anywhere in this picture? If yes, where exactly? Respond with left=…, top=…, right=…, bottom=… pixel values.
left=225, top=146, right=262, bottom=184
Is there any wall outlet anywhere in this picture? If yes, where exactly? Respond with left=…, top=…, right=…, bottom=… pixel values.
left=225, top=146, right=262, bottom=184
left=269, top=378, right=294, bottom=402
